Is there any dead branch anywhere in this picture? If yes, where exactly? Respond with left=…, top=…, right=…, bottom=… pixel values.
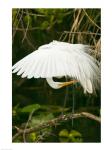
left=12, top=112, right=100, bottom=142
left=83, top=9, right=101, bottom=30
left=23, top=109, right=36, bottom=142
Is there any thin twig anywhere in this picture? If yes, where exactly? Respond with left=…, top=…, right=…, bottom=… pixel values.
left=22, top=10, right=45, bottom=17
left=69, top=9, right=82, bottom=42
left=83, top=9, right=101, bottom=30
left=20, top=14, right=36, bottom=49
left=22, top=10, right=30, bottom=43
left=59, top=31, right=100, bottom=42
left=12, top=112, right=100, bottom=142
left=23, top=109, right=36, bottom=142
left=59, top=31, right=101, bottom=35
left=12, top=9, right=24, bottom=42
left=13, top=27, right=40, bottom=31
left=12, top=9, right=20, bottom=25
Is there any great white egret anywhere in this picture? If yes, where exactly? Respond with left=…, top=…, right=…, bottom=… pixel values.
left=12, top=40, right=100, bottom=94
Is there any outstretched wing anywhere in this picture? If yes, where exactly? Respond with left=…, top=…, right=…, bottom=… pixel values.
left=12, top=41, right=100, bottom=93
left=12, top=48, right=74, bottom=79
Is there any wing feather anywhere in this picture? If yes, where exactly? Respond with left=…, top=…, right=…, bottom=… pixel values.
left=12, top=41, right=100, bottom=93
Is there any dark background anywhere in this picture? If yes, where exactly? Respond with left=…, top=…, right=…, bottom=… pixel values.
left=12, top=9, right=101, bottom=142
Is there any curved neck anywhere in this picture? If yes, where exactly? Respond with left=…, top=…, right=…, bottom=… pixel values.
left=46, top=78, right=61, bottom=89
left=46, top=77, right=78, bottom=89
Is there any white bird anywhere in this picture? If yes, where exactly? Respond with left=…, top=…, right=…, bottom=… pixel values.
left=12, top=40, right=100, bottom=94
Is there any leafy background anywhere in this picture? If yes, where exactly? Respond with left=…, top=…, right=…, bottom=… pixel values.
left=12, top=9, right=101, bottom=142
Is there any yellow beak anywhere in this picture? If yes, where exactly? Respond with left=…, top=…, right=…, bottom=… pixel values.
left=59, top=80, right=78, bottom=88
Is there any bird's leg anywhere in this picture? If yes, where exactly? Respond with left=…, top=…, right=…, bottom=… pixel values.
left=59, top=80, right=78, bottom=88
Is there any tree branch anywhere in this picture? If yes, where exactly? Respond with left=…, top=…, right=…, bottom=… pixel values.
left=12, top=112, right=100, bottom=142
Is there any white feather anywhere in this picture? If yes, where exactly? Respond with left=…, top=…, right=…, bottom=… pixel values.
left=12, top=40, right=100, bottom=93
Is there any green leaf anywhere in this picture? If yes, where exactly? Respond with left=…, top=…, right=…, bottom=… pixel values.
left=41, top=21, right=49, bottom=29
left=40, top=105, right=70, bottom=113
left=29, top=132, right=37, bottom=141
left=30, top=113, right=54, bottom=126
left=24, top=15, right=32, bottom=27
left=59, top=129, right=69, bottom=137
left=21, top=104, right=40, bottom=113
left=69, top=130, right=83, bottom=142
left=69, top=130, right=82, bottom=138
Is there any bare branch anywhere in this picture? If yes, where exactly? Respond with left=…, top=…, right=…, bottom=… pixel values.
left=12, top=112, right=100, bottom=142
left=23, top=109, right=36, bottom=142
left=60, top=31, right=101, bottom=35
left=83, top=9, right=101, bottom=30
left=12, top=27, right=40, bottom=31
left=22, top=10, right=30, bottom=43
left=22, top=10, right=45, bottom=17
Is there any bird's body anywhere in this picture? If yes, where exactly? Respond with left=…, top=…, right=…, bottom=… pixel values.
left=12, top=40, right=100, bottom=93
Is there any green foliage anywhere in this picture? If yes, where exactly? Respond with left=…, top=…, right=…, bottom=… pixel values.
left=59, top=129, right=69, bottom=142
left=59, top=129, right=83, bottom=142
left=68, top=130, right=83, bottom=142
left=30, top=113, right=54, bottom=127
left=24, top=15, right=32, bottom=27
left=40, top=104, right=70, bottom=113
left=28, top=132, right=37, bottom=142
left=12, top=8, right=101, bottom=143
left=20, top=104, right=40, bottom=113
